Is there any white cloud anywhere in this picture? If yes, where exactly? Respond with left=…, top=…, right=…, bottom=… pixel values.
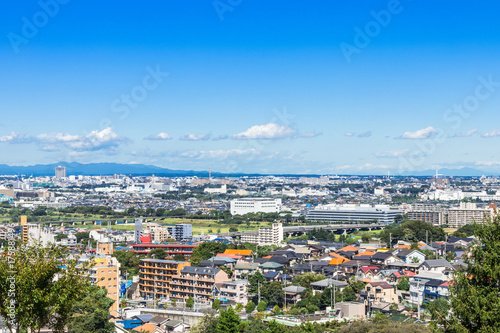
left=145, top=132, right=172, bottom=140
left=344, top=132, right=354, bottom=137
left=375, top=149, right=410, bottom=158
left=179, top=133, right=211, bottom=141
left=36, top=133, right=80, bottom=142
left=299, top=132, right=322, bottom=138
left=452, top=129, right=478, bottom=138
left=36, top=127, right=127, bottom=152
left=212, top=134, right=229, bottom=141
left=481, top=129, right=500, bottom=138
left=232, top=123, right=296, bottom=140
left=475, top=161, right=500, bottom=166
left=399, top=126, right=437, bottom=139
left=357, top=131, right=372, bottom=138
left=0, top=132, right=32, bottom=144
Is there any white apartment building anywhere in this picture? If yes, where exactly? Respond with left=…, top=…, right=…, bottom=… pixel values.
left=448, top=202, right=495, bottom=228
left=230, top=198, right=282, bottom=216
left=143, top=223, right=172, bottom=243
left=220, top=280, right=249, bottom=306
left=241, top=223, right=283, bottom=246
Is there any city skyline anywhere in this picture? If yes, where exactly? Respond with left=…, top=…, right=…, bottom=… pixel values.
left=2, top=1, right=500, bottom=174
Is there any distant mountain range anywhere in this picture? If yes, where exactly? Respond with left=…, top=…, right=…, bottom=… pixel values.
left=0, top=162, right=208, bottom=177
left=400, top=167, right=493, bottom=177
left=0, top=162, right=495, bottom=177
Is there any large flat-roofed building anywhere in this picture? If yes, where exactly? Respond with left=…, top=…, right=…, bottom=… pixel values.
left=230, top=198, right=282, bottom=216
left=167, top=224, right=192, bottom=241
left=305, top=204, right=402, bottom=224
left=241, top=223, right=283, bottom=246
left=138, top=259, right=191, bottom=301
left=447, top=202, right=494, bottom=228
left=406, top=204, right=448, bottom=226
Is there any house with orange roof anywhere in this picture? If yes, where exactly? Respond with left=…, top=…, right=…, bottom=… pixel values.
left=223, top=249, right=253, bottom=259
left=337, top=245, right=358, bottom=253
left=133, top=323, right=161, bottom=333
left=328, top=256, right=350, bottom=266
left=355, top=251, right=376, bottom=257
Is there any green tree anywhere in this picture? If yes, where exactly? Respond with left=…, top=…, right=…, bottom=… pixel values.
left=67, top=285, right=115, bottom=333
left=361, top=234, right=371, bottom=243
left=113, top=250, right=141, bottom=276
left=148, top=248, right=167, bottom=259
left=245, top=301, right=256, bottom=314
left=235, top=303, right=244, bottom=313
left=243, top=318, right=269, bottom=333
left=55, top=234, right=68, bottom=241
left=292, top=273, right=325, bottom=289
left=212, top=299, right=220, bottom=311
left=216, top=307, right=241, bottom=333
left=396, top=276, right=410, bottom=291
left=257, top=301, right=267, bottom=312
left=190, top=242, right=228, bottom=267
left=173, top=254, right=186, bottom=261
left=450, top=216, right=500, bottom=332
left=271, top=305, right=282, bottom=315
left=186, top=297, right=194, bottom=308
left=190, top=312, right=218, bottom=333
left=454, top=223, right=475, bottom=237
left=389, top=302, right=399, bottom=315
left=261, top=281, right=284, bottom=307
left=426, top=298, right=450, bottom=324
left=171, top=298, right=177, bottom=308
left=0, top=243, right=92, bottom=333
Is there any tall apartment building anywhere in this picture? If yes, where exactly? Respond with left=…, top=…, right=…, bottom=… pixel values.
left=55, top=166, right=66, bottom=179
left=241, top=223, right=283, bottom=246
left=406, top=204, right=448, bottom=226
left=305, top=204, right=402, bottom=224
left=86, top=255, right=121, bottom=316
left=170, top=266, right=230, bottom=304
left=230, top=198, right=282, bottom=216
left=138, top=259, right=191, bottom=300
left=143, top=223, right=172, bottom=243
left=448, top=202, right=494, bottom=228
left=167, top=224, right=192, bottom=241
left=134, top=218, right=143, bottom=244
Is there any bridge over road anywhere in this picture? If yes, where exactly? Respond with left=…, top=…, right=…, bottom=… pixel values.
left=216, top=223, right=386, bottom=238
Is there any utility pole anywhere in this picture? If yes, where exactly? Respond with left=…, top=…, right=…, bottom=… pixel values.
left=426, top=230, right=428, bottom=245
left=389, top=233, right=392, bottom=250
left=258, top=280, right=261, bottom=304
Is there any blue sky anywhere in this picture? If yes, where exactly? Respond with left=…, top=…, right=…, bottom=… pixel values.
left=1, top=0, right=500, bottom=174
